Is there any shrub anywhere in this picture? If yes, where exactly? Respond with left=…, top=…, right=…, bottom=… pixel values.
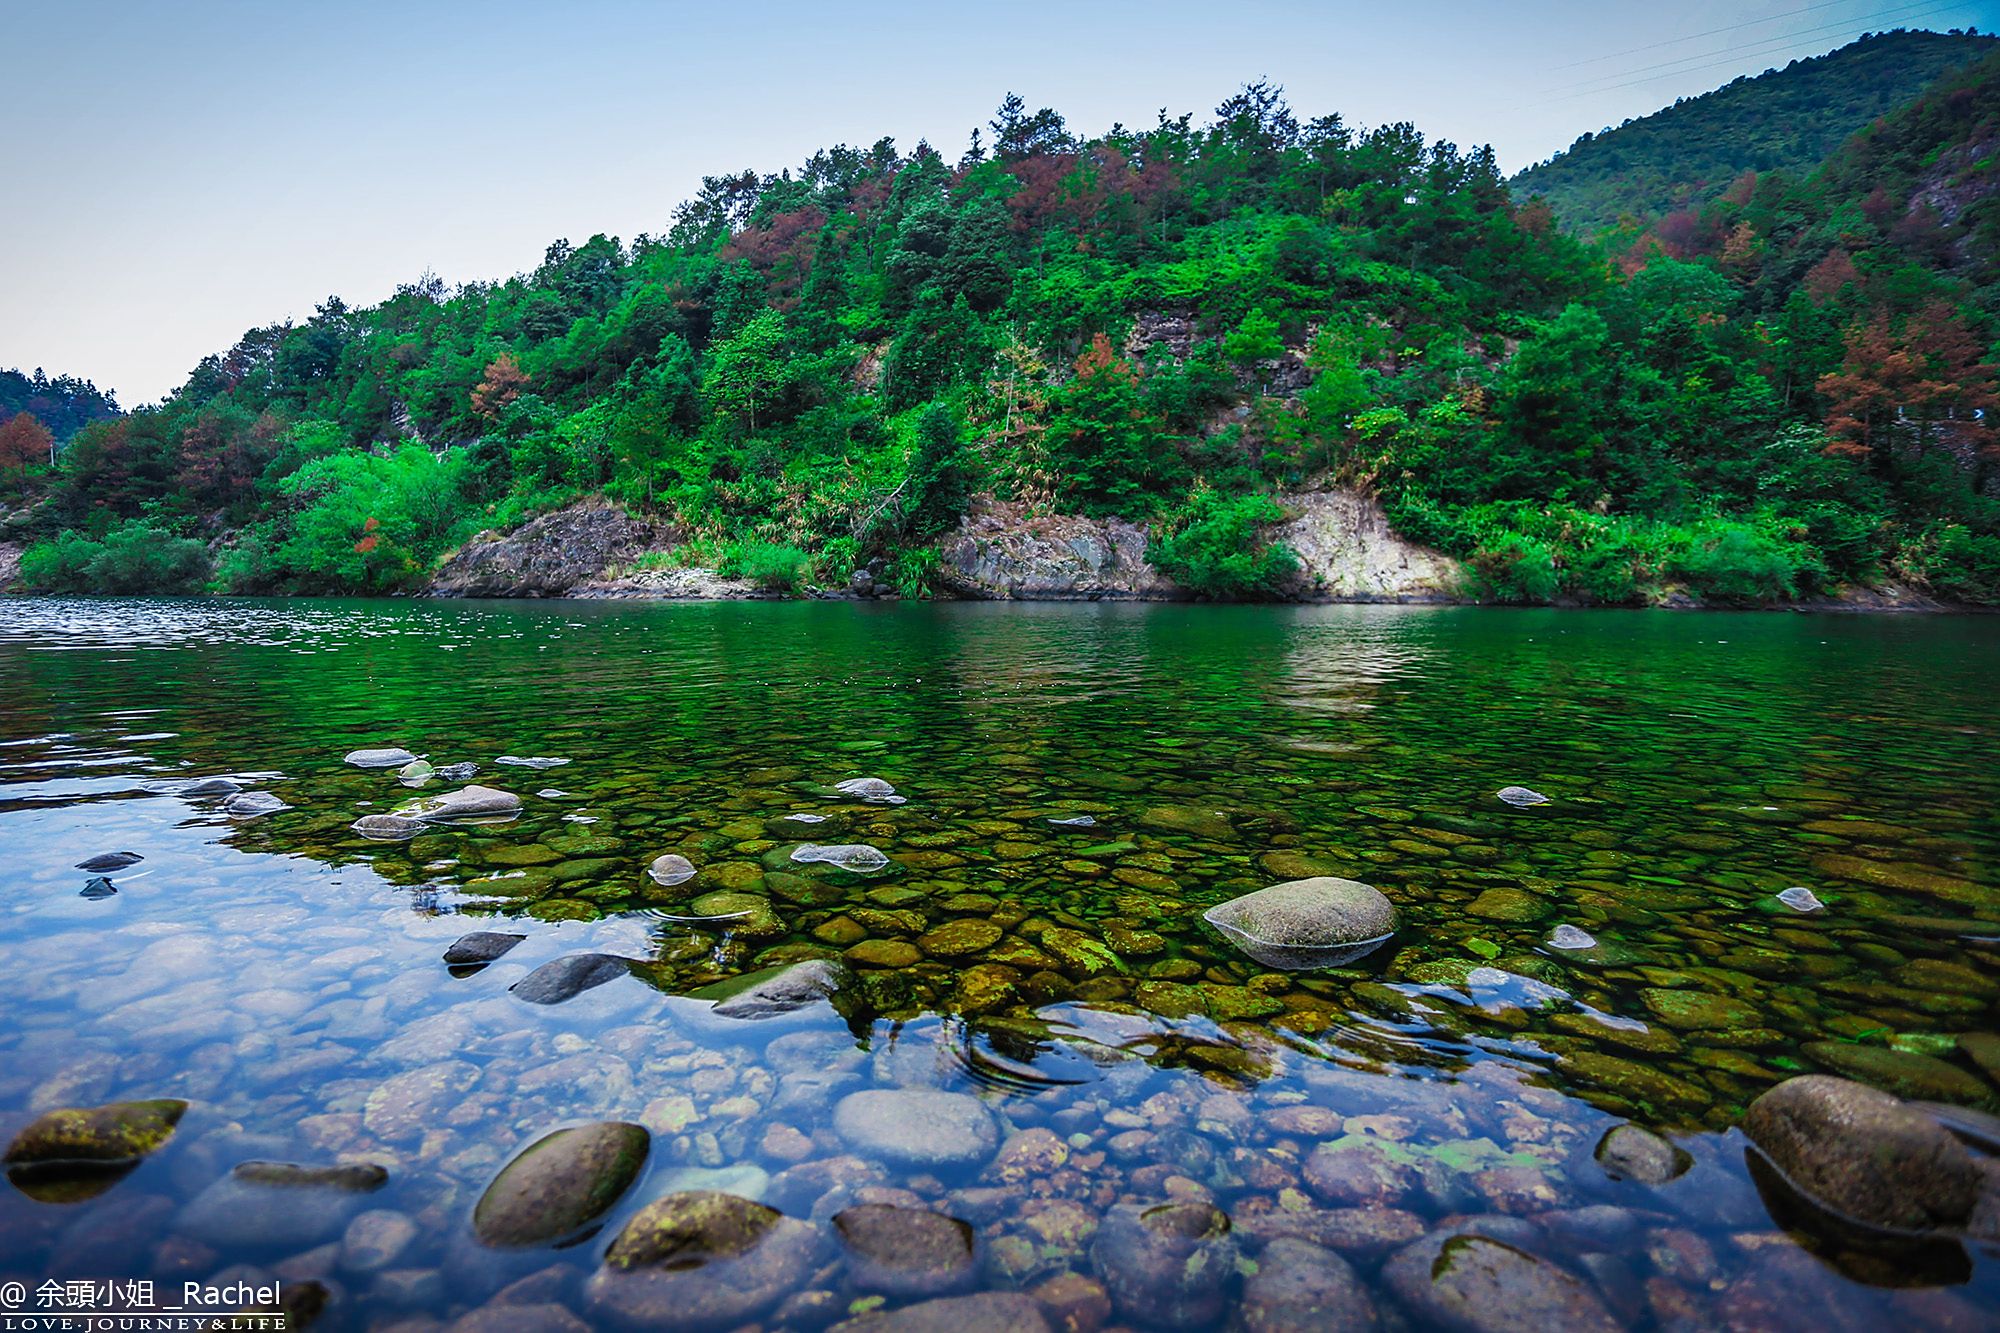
left=19, top=531, right=100, bottom=592
left=1148, top=490, right=1298, bottom=598
left=1667, top=518, right=1820, bottom=603
left=1920, top=524, right=2000, bottom=603
left=1470, top=531, right=1560, bottom=603
left=721, top=541, right=812, bottom=591
left=20, top=523, right=210, bottom=594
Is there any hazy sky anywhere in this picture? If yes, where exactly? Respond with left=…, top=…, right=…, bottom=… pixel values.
left=4, top=0, right=1996, bottom=405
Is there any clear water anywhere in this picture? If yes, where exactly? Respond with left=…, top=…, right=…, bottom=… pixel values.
left=0, top=597, right=1995, bottom=1329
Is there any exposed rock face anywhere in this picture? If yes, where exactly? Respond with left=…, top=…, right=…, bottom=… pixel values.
left=938, top=498, right=1177, bottom=601
left=1270, top=491, right=1464, bottom=602
left=429, top=501, right=679, bottom=598
left=938, top=490, right=1464, bottom=603
left=0, top=542, right=21, bottom=590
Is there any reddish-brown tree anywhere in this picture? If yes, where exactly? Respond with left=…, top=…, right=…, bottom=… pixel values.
left=1819, top=302, right=1998, bottom=468
left=0, top=411, right=54, bottom=479
left=471, top=353, right=530, bottom=419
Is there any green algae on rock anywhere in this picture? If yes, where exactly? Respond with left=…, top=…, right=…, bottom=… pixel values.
left=474, top=1121, right=650, bottom=1247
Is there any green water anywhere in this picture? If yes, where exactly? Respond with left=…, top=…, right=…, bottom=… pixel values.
left=0, top=597, right=1995, bottom=1329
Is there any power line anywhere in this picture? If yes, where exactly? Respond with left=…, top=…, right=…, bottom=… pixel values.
left=1536, top=0, right=1960, bottom=99
left=1547, top=1, right=1865, bottom=71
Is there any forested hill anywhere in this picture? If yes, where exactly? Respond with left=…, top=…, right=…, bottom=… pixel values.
left=6, top=62, right=2000, bottom=607
left=1512, top=29, right=1998, bottom=235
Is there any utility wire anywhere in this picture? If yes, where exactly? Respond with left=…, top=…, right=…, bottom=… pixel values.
left=1545, top=0, right=1955, bottom=97
left=1547, top=0, right=1866, bottom=71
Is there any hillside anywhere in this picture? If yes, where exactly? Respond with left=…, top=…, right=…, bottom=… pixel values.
left=7, top=67, right=1999, bottom=607
left=1513, top=28, right=1998, bottom=235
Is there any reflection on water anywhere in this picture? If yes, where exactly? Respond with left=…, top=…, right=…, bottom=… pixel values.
left=0, top=596, right=1995, bottom=1329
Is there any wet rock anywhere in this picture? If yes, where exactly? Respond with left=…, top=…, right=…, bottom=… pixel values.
left=1382, top=1230, right=1617, bottom=1333
left=75, top=851, right=142, bottom=872
left=435, top=761, right=481, bottom=780
left=1547, top=925, right=1596, bottom=950
left=1801, top=1042, right=1994, bottom=1106
left=363, top=1061, right=481, bottom=1140
left=1048, top=815, right=1097, bottom=828
left=1776, top=887, right=1826, bottom=913
left=1640, top=988, right=1763, bottom=1032
left=397, top=785, right=524, bottom=823
left=177, top=1161, right=386, bottom=1250
left=583, top=1190, right=820, bottom=1331
left=678, top=891, right=784, bottom=937
left=833, top=1203, right=978, bottom=1296
left=1496, top=786, right=1550, bottom=807
left=1242, top=1236, right=1378, bottom=1331
left=1468, top=889, right=1546, bottom=923
left=347, top=748, right=419, bottom=768
left=397, top=758, right=434, bottom=785
left=448, top=1303, right=591, bottom=1333
left=224, top=791, right=288, bottom=817
left=1303, top=1139, right=1422, bottom=1208
left=1029, top=1273, right=1110, bottom=1333
left=341, top=1209, right=418, bottom=1271
left=1139, top=806, right=1235, bottom=841
left=1742, top=1075, right=1981, bottom=1231
left=1959, top=1033, right=2000, bottom=1083
left=4, top=1098, right=187, bottom=1165
left=1038, top=928, right=1125, bottom=978
left=834, top=1090, right=999, bottom=1170
left=78, top=877, right=116, bottom=900
left=848, top=940, right=924, bottom=971
left=474, top=1122, right=650, bottom=1247
left=835, top=777, right=905, bottom=805
left=917, top=920, right=1004, bottom=958
left=511, top=954, right=633, bottom=1005
left=792, top=843, right=891, bottom=872
left=694, top=959, right=852, bottom=1021
left=443, top=932, right=527, bottom=966
left=1090, top=1200, right=1236, bottom=1329
left=497, top=755, right=570, bottom=770
left=181, top=777, right=243, bottom=796
left=830, top=1291, right=1052, bottom=1333
left=1203, top=876, right=1396, bottom=970
left=646, top=854, right=697, bottom=887
left=353, top=813, right=428, bottom=841
left=1592, top=1125, right=1691, bottom=1185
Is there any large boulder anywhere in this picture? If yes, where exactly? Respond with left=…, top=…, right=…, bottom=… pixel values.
left=474, top=1122, right=650, bottom=1247
left=583, top=1190, right=820, bottom=1331
left=1268, top=490, right=1465, bottom=602
left=395, top=785, right=522, bottom=824
left=1742, top=1074, right=1982, bottom=1232
left=937, top=498, right=1179, bottom=601
left=1204, top=876, right=1398, bottom=969
left=1381, top=1230, right=1619, bottom=1333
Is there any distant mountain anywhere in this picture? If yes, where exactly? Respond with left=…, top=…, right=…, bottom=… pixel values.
left=0, top=367, right=121, bottom=441
left=1513, top=28, right=1999, bottom=234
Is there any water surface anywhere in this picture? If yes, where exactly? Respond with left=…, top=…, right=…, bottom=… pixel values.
left=1, top=598, right=1995, bottom=1329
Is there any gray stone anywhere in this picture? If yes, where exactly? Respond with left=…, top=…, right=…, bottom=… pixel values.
left=75, top=852, right=142, bottom=872
left=792, top=843, right=890, bottom=872
left=353, top=813, right=428, bottom=841
left=1382, top=1230, right=1619, bottom=1333
left=583, top=1190, right=820, bottom=1331
left=829, top=1292, right=1051, bottom=1333
left=1547, top=925, right=1596, bottom=951
left=224, top=791, right=288, bottom=817
left=474, top=1122, right=650, bottom=1247
left=346, top=748, right=418, bottom=768
left=1802, top=1041, right=1995, bottom=1106
left=181, top=777, right=243, bottom=795
left=1742, top=1074, right=1981, bottom=1231
left=694, top=960, right=852, bottom=1021
left=177, top=1163, right=385, bottom=1250
left=1091, top=1200, right=1237, bottom=1330
left=832, top=1203, right=978, bottom=1296
left=1496, top=786, right=1551, bottom=807
left=1241, top=1237, right=1378, bottom=1331
left=1592, top=1125, right=1690, bottom=1185
left=443, top=932, right=527, bottom=966
left=1776, top=886, right=1826, bottom=913
left=1204, top=876, right=1397, bottom=970
left=833, top=1090, right=998, bottom=1170
left=646, top=853, right=697, bottom=887
left=835, top=777, right=904, bottom=805
left=397, top=785, right=523, bottom=824
left=511, top=954, right=632, bottom=1005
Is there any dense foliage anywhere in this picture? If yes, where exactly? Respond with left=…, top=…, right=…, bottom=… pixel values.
left=13, top=45, right=2000, bottom=605
left=1513, top=29, right=1997, bottom=236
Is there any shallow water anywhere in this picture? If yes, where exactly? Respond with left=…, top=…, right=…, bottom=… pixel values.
left=0, top=597, right=1995, bottom=1330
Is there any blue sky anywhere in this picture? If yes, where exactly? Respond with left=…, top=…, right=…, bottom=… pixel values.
left=3, top=0, right=1995, bottom=404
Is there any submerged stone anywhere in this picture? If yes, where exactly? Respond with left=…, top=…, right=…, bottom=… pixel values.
left=497, top=755, right=571, bottom=769
left=834, top=1090, right=999, bottom=1170
left=78, top=878, right=116, bottom=900
left=345, top=748, right=418, bottom=768
left=829, top=1292, right=1051, bottom=1333
left=791, top=843, right=890, bottom=872
left=397, top=759, right=435, bottom=785
left=223, top=791, right=288, bottom=817
left=1241, top=1237, right=1379, bottom=1331
left=1204, top=876, right=1397, bottom=970
left=1496, top=786, right=1551, bottom=807
left=474, top=1121, right=650, bottom=1247
left=833, top=1203, right=979, bottom=1296
left=694, top=959, right=852, bottom=1021
left=1801, top=1041, right=1995, bottom=1106
left=397, top=785, right=523, bottom=823
left=585, top=1190, right=820, bottom=1331
left=443, top=931, right=526, bottom=965
left=1743, top=1075, right=1981, bottom=1231
left=352, top=813, right=427, bottom=841
left=180, top=777, right=242, bottom=796
left=1382, top=1231, right=1618, bottom=1333
left=835, top=776, right=905, bottom=804
left=511, top=953, right=633, bottom=1004
left=75, top=852, right=142, bottom=872
left=1048, top=814, right=1097, bottom=827
left=177, top=1160, right=388, bottom=1250
left=1548, top=924, right=1597, bottom=950
left=1591, top=1124, right=1691, bottom=1185
left=1091, top=1200, right=1237, bottom=1330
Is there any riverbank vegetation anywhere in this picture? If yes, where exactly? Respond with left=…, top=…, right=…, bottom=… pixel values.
left=8, top=34, right=2000, bottom=605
